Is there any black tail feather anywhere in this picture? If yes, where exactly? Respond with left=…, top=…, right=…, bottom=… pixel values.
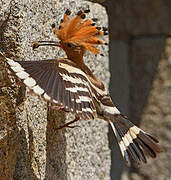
left=109, top=114, right=163, bottom=166
left=114, top=122, right=141, bottom=165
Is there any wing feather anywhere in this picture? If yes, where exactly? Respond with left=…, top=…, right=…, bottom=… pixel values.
left=57, top=75, right=64, bottom=105
left=7, top=59, right=97, bottom=120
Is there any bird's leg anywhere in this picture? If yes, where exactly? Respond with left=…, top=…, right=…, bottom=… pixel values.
left=55, top=116, right=80, bottom=130
left=48, top=104, right=65, bottom=111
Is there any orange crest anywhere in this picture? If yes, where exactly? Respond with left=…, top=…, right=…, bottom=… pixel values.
left=52, top=9, right=108, bottom=56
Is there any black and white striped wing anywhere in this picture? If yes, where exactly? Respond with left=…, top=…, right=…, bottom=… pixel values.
left=6, top=58, right=97, bottom=120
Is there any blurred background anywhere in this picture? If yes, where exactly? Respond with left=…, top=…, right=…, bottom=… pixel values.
left=102, top=0, right=171, bottom=180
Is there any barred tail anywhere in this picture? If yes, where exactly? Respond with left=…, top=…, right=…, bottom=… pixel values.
left=108, top=114, right=163, bottom=166
left=100, top=95, right=162, bottom=166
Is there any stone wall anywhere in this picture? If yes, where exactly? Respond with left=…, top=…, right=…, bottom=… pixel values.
left=104, top=1, right=171, bottom=180
left=0, top=0, right=110, bottom=179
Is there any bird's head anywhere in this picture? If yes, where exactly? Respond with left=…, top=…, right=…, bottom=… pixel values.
left=52, top=9, right=108, bottom=64
left=33, top=9, right=108, bottom=64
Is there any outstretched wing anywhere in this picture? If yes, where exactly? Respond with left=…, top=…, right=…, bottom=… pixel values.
left=6, top=58, right=97, bottom=120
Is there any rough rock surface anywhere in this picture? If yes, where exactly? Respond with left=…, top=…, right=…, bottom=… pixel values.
left=0, top=0, right=110, bottom=179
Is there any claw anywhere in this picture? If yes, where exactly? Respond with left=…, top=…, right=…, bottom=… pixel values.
left=55, top=116, right=80, bottom=130
left=57, top=124, right=80, bottom=130
left=48, top=104, right=64, bottom=111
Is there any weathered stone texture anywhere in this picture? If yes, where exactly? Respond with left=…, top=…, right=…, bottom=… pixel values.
left=0, top=0, right=110, bottom=179
left=0, top=1, right=22, bottom=179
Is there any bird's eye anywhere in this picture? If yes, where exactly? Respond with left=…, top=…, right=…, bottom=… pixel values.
left=66, top=43, right=73, bottom=48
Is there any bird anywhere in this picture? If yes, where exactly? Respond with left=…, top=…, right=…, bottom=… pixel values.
left=2, top=8, right=162, bottom=166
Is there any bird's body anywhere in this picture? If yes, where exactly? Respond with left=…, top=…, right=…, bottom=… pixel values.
left=2, top=8, right=162, bottom=166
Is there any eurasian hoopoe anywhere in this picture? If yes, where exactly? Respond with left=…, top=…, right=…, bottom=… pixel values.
left=1, top=9, right=162, bottom=166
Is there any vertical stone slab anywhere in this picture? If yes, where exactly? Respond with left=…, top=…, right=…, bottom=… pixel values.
left=130, top=38, right=171, bottom=180
left=0, top=1, right=22, bottom=179
left=1, top=0, right=110, bottom=179
left=104, top=1, right=171, bottom=179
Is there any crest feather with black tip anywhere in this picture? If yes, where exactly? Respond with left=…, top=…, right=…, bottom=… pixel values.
left=52, top=9, right=108, bottom=56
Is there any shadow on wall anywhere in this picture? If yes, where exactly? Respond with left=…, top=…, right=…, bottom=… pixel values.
left=129, top=37, right=166, bottom=126
left=103, top=0, right=170, bottom=179
left=109, top=31, right=166, bottom=180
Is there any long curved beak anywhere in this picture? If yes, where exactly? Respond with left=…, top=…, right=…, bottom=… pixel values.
left=32, top=41, right=61, bottom=50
